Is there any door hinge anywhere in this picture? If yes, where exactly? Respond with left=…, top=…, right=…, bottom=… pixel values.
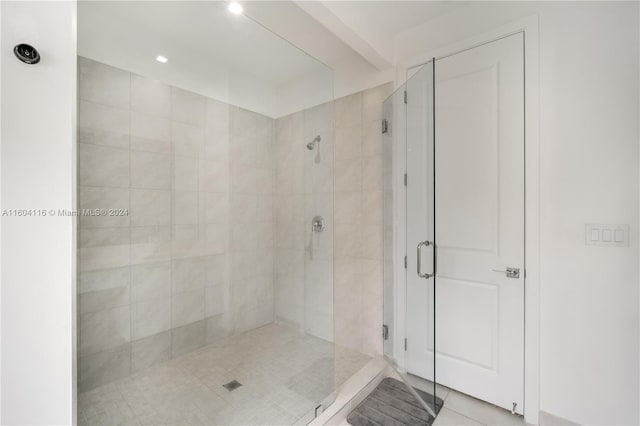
left=404, top=338, right=408, bottom=351
left=404, top=90, right=408, bottom=104
left=382, top=324, right=389, bottom=340
left=404, top=173, right=407, bottom=186
left=381, top=118, right=389, bottom=134
left=404, top=255, right=407, bottom=269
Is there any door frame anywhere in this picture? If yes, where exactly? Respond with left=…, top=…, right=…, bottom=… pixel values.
left=391, top=15, right=540, bottom=425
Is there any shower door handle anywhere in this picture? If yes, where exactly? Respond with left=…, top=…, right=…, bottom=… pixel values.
left=417, top=240, right=432, bottom=279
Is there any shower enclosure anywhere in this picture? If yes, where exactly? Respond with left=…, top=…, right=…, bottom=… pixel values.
left=76, top=2, right=369, bottom=424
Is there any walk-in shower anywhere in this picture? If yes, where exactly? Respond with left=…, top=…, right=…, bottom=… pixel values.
left=76, top=2, right=369, bottom=425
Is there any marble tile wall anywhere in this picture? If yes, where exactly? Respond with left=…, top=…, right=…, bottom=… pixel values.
left=274, top=103, right=334, bottom=342
left=78, top=57, right=275, bottom=391
left=273, top=83, right=392, bottom=356
left=333, top=83, right=394, bottom=357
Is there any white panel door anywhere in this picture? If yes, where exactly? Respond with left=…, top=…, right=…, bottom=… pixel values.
left=406, top=33, right=525, bottom=413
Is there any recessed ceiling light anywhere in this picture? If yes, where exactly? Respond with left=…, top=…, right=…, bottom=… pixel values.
left=228, top=2, right=243, bottom=15
left=155, top=55, right=168, bottom=63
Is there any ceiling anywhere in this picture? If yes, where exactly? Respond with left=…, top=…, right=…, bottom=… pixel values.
left=78, top=1, right=462, bottom=116
left=324, top=1, right=459, bottom=42
left=292, top=1, right=460, bottom=70
left=79, top=1, right=330, bottom=87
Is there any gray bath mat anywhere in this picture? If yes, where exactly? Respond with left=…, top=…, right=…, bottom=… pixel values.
left=347, top=377, right=444, bottom=426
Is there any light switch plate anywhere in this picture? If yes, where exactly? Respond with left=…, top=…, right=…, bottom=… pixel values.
left=585, top=224, right=629, bottom=247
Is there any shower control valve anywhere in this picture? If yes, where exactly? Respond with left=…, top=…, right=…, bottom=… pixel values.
left=312, top=216, right=325, bottom=233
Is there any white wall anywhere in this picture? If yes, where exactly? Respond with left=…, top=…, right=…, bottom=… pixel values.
left=1, top=1, right=77, bottom=424
left=395, top=2, right=639, bottom=425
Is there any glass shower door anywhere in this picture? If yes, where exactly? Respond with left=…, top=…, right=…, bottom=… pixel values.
left=382, top=62, right=441, bottom=418
left=404, top=62, right=441, bottom=416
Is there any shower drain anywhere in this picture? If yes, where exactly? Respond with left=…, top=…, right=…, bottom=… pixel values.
left=222, top=380, right=242, bottom=391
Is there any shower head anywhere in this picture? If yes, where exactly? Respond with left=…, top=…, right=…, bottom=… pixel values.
left=306, top=135, right=321, bottom=150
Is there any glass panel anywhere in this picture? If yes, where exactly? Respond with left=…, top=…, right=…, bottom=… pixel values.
left=382, top=84, right=406, bottom=363
left=382, top=89, right=397, bottom=361
left=405, top=62, right=440, bottom=416
left=77, top=2, right=334, bottom=424
left=382, top=62, right=441, bottom=421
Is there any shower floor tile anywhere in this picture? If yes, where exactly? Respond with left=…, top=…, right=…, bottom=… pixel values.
left=78, top=323, right=370, bottom=426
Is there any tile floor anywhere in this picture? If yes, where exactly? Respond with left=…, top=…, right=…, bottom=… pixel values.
left=78, top=323, right=370, bottom=426
left=406, top=374, right=527, bottom=426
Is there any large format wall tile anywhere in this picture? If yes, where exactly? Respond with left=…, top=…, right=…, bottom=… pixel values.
left=335, top=158, right=363, bottom=192
left=172, top=122, right=204, bottom=158
left=130, top=242, right=172, bottom=265
left=131, top=226, right=171, bottom=244
left=205, top=284, right=225, bottom=317
left=205, top=99, right=230, bottom=135
left=335, top=192, right=362, bottom=224
left=200, top=192, right=228, bottom=224
left=172, top=257, right=206, bottom=294
left=79, top=143, right=130, bottom=188
left=335, top=125, right=362, bottom=161
left=131, top=74, right=171, bottom=118
left=79, top=344, right=131, bottom=392
left=79, top=245, right=130, bottom=272
left=78, top=57, right=277, bottom=391
left=273, top=83, right=391, bottom=357
left=131, top=189, right=171, bottom=226
left=80, top=284, right=130, bottom=315
left=362, top=155, right=383, bottom=191
left=205, top=314, right=229, bottom=344
left=331, top=83, right=392, bottom=357
left=80, top=266, right=130, bottom=294
left=173, top=156, right=198, bottom=191
left=131, top=331, right=171, bottom=373
left=131, top=261, right=171, bottom=302
left=131, top=151, right=171, bottom=189
left=335, top=92, right=362, bottom=129
left=79, top=101, right=130, bottom=149
left=131, top=298, right=171, bottom=340
left=80, top=227, right=130, bottom=248
left=172, top=289, right=205, bottom=328
left=171, top=320, right=205, bottom=357
left=79, top=186, right=130, bottom=228
left=131, top=111, right=171, bottom=153
left=79, top=57, right=130, bottom=109
left=80, top=306, right=131, bottom=356
left=172, top=191, right=199, bottom=225
left=199, top=160, right=228, bottom=193
left=172, top=88, right=206, bottom=126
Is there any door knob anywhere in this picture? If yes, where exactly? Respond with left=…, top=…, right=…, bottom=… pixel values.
left=492, top=267, right=520, bottom=279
